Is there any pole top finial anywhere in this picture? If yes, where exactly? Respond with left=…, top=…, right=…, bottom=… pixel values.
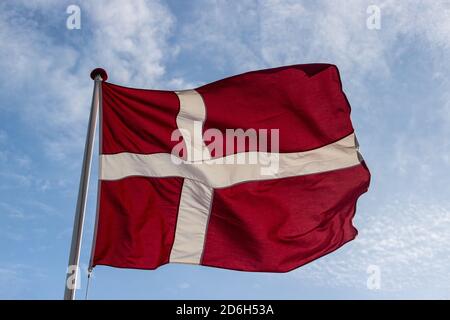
left=90, top=68, right=108, bottom=81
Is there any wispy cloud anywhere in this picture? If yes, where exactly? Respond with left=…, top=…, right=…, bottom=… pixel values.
left=0, top=202, right=26, bottom=219
left=0, top=0, right=178, bottom=161
left=0, top=199, right=60, bottom=220
left=294, top=200, right=450, bottom=294
left=0, top=225, right=26, bottom=241
left=181, top=0, right=450, bottom=76
left=0, top=264, right=47, bottom=298
left=0, top=172, right=32, bottom=189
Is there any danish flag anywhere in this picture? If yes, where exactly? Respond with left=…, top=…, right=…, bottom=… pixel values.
left=90, top=64, right=370, bottom=272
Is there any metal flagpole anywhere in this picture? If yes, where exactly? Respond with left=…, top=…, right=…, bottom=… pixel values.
left=64, top=68, right=108, bottom=300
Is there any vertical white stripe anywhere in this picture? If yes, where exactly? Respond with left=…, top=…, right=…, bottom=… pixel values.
left=170, top=179, right=214, bottom=264
left=175, top=90, right=210, bottom=162
left=172, top=90, right=213, bottom=264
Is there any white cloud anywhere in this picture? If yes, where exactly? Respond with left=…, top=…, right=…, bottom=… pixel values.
left=2, top=0, right=449, bottom=162
left=83, top=0, right=176, bottom=86
left=0, top=0, right=177, bottom=161
left=181, top=0, right=450, bottom=89
left=293, top=200, right=450, bottom=294
left=181, top=0, right=388, bottom=77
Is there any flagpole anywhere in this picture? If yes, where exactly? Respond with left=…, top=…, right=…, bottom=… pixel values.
left=64, top=68, right=107, bottom=300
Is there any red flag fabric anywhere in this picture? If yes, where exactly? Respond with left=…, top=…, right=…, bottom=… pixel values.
left=91, top=64, right=370, bottom=272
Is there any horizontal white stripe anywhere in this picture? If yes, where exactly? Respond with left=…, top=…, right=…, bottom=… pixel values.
left=100, top=133, right=361, bottom=188
left=169, top=179, right=213, bottom=264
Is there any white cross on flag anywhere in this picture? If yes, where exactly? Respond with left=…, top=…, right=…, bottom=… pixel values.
left=89, top=64, right=370, bottom=272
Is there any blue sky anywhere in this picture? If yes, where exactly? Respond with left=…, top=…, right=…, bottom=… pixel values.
left=1, top=0, right=450, bottom=299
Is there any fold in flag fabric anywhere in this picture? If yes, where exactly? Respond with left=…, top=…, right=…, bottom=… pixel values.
left=90, top=64, right=370, bottom=272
